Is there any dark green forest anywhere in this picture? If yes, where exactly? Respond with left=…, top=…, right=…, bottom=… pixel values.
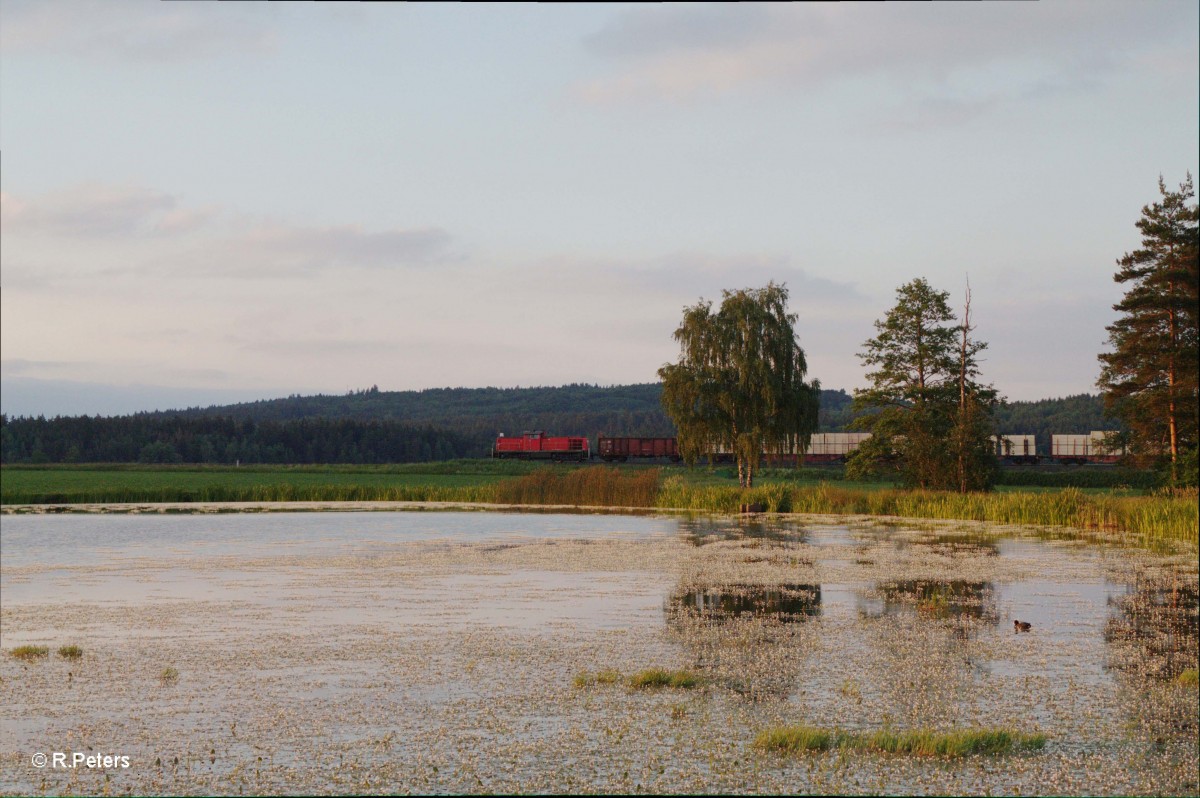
left=0, top=383, right=1116, bottom=464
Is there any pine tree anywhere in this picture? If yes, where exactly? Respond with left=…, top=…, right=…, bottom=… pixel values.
left=1098, top=175, right=1199, bottom=485
left=848, top=278, right=998, bottom=491
left=659, top=282, right=820, bottom=488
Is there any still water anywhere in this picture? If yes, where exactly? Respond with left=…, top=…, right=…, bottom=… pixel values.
left=1, top=511, right=1196, bottom=795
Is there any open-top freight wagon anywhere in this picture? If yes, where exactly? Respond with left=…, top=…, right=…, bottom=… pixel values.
left=491, top=431, right=590, bottom=461
left=596, top=435, right=681, bottom=462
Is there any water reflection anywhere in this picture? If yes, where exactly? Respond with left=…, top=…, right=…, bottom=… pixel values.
left=880, top=531, right=1001, bottom=557
left=1106, top=570, right=1199, bottom=681
left=669, top=584, right=821, bottom=623
left=866, top=580, right=998, bottom=634
left=676, top=516, right=809, bottom=547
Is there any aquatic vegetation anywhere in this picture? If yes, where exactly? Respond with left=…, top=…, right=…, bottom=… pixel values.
left=9, top=645, right=48, bottom=661
left=1178, top=669, right=1198, bottom=687
left=159, top=667, right=179, bottom=686
left=657, top=481, right=1198, bottom=551
left=56, top=645, right=82, bottom=660
left=755, top=725, right=1048, bottom=757
left=573, top=669, right=623, bottom=688
left=627, top=668, right=701, bottom=689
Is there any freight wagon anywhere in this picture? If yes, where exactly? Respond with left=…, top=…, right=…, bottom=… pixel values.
left=993, top=434, right=1038, bottom=465
left=803, top=432, right=872, bottom=463
left=491, top=431, right=590, bottom=461
left=1050, top=431, right=1124, bottom=465
left=596, top=435, right=681, bottom=462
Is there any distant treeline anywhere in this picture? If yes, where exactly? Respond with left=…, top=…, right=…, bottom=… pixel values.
left=0, top=416, right=475, bottom=465
left=0, top=383, right=1117, bottom=464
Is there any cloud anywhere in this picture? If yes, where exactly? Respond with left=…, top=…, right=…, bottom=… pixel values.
left=0, top=0, right=277, bottom=62
left=572, top=2, right=1195, bottom=107
left=0, top=185, right=212, bottom=238
left=223, top=223, right=456, bottom=275
left=2, top=184, right=456, bottom=280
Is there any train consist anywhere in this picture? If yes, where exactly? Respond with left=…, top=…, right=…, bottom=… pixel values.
left=493, top=430, right=1125, bottom=465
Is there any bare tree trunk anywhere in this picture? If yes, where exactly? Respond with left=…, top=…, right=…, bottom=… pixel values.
left=958, top=281, right=971, bottom=493
left=1169, top=302, right=1178, bottom=484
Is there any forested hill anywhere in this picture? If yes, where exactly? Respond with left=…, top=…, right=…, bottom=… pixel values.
left=1, top=384, right=1116, bottom=465
left=167, top=383, right=860, bottom=435
left=167, top=384, right=1113, bottom=441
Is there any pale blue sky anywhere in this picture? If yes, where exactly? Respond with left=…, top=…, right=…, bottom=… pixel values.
left=2, top=1, right=1197, bottom=416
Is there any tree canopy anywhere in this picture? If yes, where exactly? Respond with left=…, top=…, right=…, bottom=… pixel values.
left=848, top=278, right=999, bottom=491
left=658, top=282, right=820, bottom=488
left=1097, top=175, right=1199, bottom=486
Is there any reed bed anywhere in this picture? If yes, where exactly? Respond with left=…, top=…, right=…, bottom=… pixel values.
left=754, top=725, right=1048, bottom=757
left=492, top=467, right=660, bottom=508
left=657, top=478, right=1199, bottom=550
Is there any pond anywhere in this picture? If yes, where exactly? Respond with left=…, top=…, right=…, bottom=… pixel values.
left=1, top=511, right=1196, bottom=795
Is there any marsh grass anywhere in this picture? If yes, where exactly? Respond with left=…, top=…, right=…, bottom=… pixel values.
left=627, top=668, right=702, bottom=689
left=9, top=645, right=49, bottom=662
left=754, top=725, right=1047, bottom=757
left=159, top=667, right=179, bottom=686
left=57, top=645, right=83, bottom=660
left=657, top=478, right=1198, bottom=550
left=493, top=467, right=660, bottom=508
left=573, top=669, right=623, bottom=688
left=1178, top=668, right=1199, bottom=687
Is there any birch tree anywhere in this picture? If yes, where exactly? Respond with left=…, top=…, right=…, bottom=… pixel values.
left=659, top=282, right=820, bottom=488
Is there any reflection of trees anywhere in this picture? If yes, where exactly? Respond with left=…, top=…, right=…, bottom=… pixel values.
left=872, top=580, right=997, bottom=622
left=1106, top=571, right=1199, bottom=681
left=677, top=517, right=808, bottom=548
left=1106, top=569, right=1199, bottom=740
left=672, top=584, right=821, bottom=623
left=665, top=582, right=820, bottom=701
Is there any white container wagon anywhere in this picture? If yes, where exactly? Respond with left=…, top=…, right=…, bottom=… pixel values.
left=803, top=432, right=872, bottom=463
left=1051, top=431, right=1124, bottom=464
left=993, top=434, right=1038, bottom=464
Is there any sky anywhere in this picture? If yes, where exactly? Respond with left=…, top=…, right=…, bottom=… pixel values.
left=2, top=1, right=1197, bottom=417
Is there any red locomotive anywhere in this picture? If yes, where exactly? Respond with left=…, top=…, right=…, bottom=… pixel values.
left=597, top=435, right=681, bottom=462
left=491, top=431, right=589, bottom=461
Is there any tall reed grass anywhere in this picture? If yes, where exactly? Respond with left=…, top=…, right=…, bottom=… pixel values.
left=492, top=467, right=660, bottom=508
left=657, top=477, right=1198, bottom=550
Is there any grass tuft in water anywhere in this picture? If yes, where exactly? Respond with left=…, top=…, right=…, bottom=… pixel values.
left=10, top=645, right=49, bottom=661
left=573, top=669, right=624, bottom=688
left=57, top=645, right=83, bottom=660
left=1177, top=668, right=1199, bottom=687
left=628, top=668, right=702, bottom=689
left=159, top=666, right=179, bottom=686
left=754, top=725, right=1047, bottom=757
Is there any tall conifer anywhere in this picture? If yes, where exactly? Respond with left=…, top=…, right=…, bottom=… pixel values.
left=1098, top=176, right=1199, bottom=485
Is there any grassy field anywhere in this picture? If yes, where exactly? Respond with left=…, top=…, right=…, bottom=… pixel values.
left=3, top=461, right=1195, bottom=551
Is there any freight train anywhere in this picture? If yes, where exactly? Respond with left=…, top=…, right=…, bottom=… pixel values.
left=493, top=430, right=1125, bottom=465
